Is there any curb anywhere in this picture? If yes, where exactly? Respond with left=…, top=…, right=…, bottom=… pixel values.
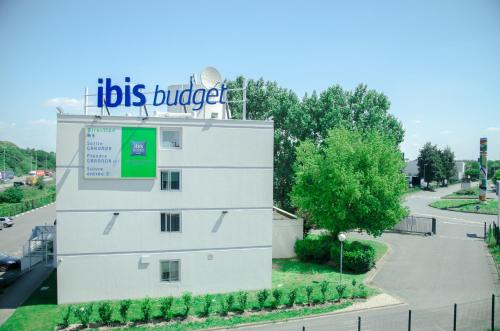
left=11, top=202, right=55, bottom=219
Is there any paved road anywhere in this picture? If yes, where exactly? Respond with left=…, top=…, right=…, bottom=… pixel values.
left=239, top=184, right=500, bottom=330
left=0, top=203, right=56, bottom=257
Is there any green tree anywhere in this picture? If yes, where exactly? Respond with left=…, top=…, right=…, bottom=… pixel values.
left=227, top=78, right=404, bottom=211
left=291, top=128, right=407, bottom=237
left=439, top=147, right=456, bottom=185
left=417, top=142, right=441, bottom=189
left=0, top=187, right=24, bottom=203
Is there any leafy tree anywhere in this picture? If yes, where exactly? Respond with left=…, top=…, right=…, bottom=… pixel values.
left=439, top=147, right=456, bottom=185
left=417, top=143, right=441, bottom=189
left=291, top=128, right=407, bottom=237
left=227, top=78, right=404, bottom=211
left=0, top=187, right=24, bottom=203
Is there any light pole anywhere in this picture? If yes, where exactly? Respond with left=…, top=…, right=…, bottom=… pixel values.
left=338, top=232, right=347, bottom=284
left=423, top=163, right=428, bottom=189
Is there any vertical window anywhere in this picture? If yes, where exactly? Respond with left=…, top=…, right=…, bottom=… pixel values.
left=160, top=212, right=181, bottom=232
left=160, top=260, right=180, bottom=282
left=161, top=128, right=182, bottom=149
left=160, top=170, right=181, bottom=191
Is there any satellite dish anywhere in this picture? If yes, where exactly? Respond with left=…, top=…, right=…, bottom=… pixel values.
left=200, top=66, right=222, bottom=89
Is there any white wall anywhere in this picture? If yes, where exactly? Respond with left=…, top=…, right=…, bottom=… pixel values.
left=272, top=219, right=303, bottom=259
left=56, top=115, right=273, bottom=304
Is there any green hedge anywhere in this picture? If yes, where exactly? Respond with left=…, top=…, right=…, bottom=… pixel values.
left=0, top=192, right=55, bottom=217
left=294, top=235, right=333, bottom=263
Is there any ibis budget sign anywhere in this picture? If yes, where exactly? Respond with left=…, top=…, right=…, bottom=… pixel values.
left=85, top=127, right=156, bottom=179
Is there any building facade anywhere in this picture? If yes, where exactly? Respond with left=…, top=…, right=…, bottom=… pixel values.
left=56, top=114, right=273, bottom=303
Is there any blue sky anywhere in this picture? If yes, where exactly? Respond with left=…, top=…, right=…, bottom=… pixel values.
left=0, top=0, right=499, bottom=160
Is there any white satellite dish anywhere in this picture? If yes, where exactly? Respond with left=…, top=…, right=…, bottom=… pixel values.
left=200, top=66, right=222, bottom=89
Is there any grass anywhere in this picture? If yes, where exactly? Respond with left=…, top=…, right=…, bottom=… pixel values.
left=0, top=239, right=386, bottom=331
left=486, top=230, right=500, bottom=279
left=0, top=182, right=55, bottom=216
left=443, top=186, right=481, bottom=199
left=430, top=199, right=498, bottom=215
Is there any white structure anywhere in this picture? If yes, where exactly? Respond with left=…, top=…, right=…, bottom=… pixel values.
left=272, top=207, right=303, bottom=259
left=404, top=159, right=466, bottom=181
left=56, top=114, right=273, bottom=303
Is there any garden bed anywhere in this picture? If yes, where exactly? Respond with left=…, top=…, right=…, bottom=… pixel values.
left=429, top=199, right=498, bottom=215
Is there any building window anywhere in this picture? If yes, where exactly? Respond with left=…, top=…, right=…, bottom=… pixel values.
left=160, top=260, right=180, bottom=282
left=161, top=128, right=182, bottom=149
left=161, top=212, right=181, bottom=232
left=160, top=170, right=181, bottom=191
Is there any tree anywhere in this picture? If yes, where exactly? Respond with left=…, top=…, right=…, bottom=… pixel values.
left=439, top=147, right=456, bottom=185
left=417, top=143, right=441, bottom=189
left=227, top=78, right=405, bottom=211
left=0, top=187, right=24, bottom=203
left=291, top=128, right=408, bottom=237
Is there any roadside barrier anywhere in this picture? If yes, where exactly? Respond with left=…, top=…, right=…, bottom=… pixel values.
left=389, top=215, right=436, bottom=236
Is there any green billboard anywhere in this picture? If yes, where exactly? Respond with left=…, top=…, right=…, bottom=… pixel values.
left=121, top=127, right=157, bottom=178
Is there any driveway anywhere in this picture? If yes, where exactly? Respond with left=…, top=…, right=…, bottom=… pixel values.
left=240, top=185, right=500, bottom=330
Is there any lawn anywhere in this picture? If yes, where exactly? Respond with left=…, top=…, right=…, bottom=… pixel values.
left=442, top=186, right=481, bottom=199
left=0, top=239, right=387, bottom=331
left=430, top=199, right=498, bottom=215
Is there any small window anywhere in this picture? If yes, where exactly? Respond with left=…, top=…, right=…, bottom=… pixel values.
left=160, top=170, right=181, bottom=191
left=160, top=260, right=180, bottom=282
left=160, top=212, right=181, bottom=232
left=161, top=128, right=182, bottom=149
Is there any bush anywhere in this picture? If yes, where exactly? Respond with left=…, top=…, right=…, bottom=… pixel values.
left=140, top=297, right=152, bottom=321
left=218, top=295, right=234, bottom=316
left=294, top=235, right=333, bottom=263
left=354, top=284, right=368, bottom=298
left=330, top=241, right=376, bottom=273
left=287, top=288, right=297, bottom=306
left=257, top=289, right=269, bottom=310
left=159, top=297, right=174, bottom=320
left=336, top=284, right=347, bottom=301
left=305, top=285, right=313, bottom=305
left=0, top=187, right=24, bottom=203
left=119, top=299, right=132, bottom=323
left=74, top=303, right=93, bottom=327
left=237, top=291, right=248, bottom=311
left=271, top=288, right=282, bottom=309
left=58, top=306, right=72, bottom=328
left=35, top=177, right=45, bottom=190
left=97, top=302, right=113, bottom=325
left=319, top=281, right=329, bottom=303
left=182, top=292, right=193, bottom=317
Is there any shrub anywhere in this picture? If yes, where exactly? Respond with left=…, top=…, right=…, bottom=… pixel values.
left=336, top=284, right=347, bottom=301
left=287, top=288, right=297, bottom=306
left=97, top=302, right=113, bottom=325
left=0, top=187, right=24, bottom=203
left=119, top=300, right=132, bottom=323
left=182, top=292, right=193, bottom=317
left=330, top=241, right=376, bottom=273
left=159, top=297, right=174, bottom=320
left=140, top=297, right=152, bottom=321
left=199, top=294, right=213, bottom=317
left=271, top=288, right=282, bottom=309
left=319, top=281, right=329, bottom=303
left=237, top=291, right=248, bottom=311
left=74, top=303, right=93, bottom=327
left=354, top=284, right=368, bottom=298
left=294, top=235, right=333, bottom=263
left=305, top=285, right=313, bottom=305
left=351, top=279, right=357, bottom=287
left=35, top=177, right=46, bottom=190
left=257, top=289, right=269, bottom=310
left=59, top=306, right=72, bottom=328
left=219, top=294, right=234, bottom=316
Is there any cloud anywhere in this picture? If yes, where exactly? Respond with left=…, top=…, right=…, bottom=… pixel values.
left=44, top=97, right=83, bottom=109
left=0, top=121, right=16, bottom=129
left=30, top=119, right=56, bottom=126
left=486, top=127, right=500, bottom=131
left=440, top=130, right=452, bottom=135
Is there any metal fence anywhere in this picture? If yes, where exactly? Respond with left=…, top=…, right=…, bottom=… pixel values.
left=297, top=294, right=499, bottom=331
left=390, top=216, right=436, bottom=236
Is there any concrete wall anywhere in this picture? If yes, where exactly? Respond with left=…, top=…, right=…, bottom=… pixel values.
left=272, top=219, right=303, bottom=259
left=56, top=115, right=273, bottom=303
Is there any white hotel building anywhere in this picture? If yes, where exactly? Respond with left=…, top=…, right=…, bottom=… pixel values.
left=56, top=114, right=273, bottom=303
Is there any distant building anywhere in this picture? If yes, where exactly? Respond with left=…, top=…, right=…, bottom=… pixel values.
left=404, top=160, right=466, bottom=182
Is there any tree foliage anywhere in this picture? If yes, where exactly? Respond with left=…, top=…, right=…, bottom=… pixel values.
left=291, top=128, right=407, bottom=237
left=227, top=77, right=404, bottom=210
left=0, top=141, right=55, bottom=176
left=418, top=143, right=456, bottom=187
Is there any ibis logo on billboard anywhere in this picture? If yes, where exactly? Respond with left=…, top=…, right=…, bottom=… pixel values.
left=96, top=67, right=228, bottom=111
left=85, top=127, right=157, bottom=179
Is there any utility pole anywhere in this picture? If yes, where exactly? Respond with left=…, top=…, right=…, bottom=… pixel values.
left=3, top=146, right=5, bottom=173
left=45, top=154, right=47, bottom=171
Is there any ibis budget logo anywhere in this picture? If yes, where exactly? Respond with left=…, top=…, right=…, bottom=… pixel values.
left=131, top=141, right=146, bottom=156
left=96, top=67, right=228, bottom=111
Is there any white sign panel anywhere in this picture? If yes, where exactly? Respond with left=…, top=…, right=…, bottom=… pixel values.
left=85, top=127, right=121, bottom=178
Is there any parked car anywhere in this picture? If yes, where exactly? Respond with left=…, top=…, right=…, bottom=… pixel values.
left=13, top=181, right=24, bottom=187
left=0, top=217, right=13, bottom=228
left=0, top=253, right=21, bottom=271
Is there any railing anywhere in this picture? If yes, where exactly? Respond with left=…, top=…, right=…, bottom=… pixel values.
left=0, top=192, right=55, bottom=217
left=390, top=215, right=436, bottom=235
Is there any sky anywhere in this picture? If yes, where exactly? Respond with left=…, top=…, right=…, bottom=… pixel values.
left=0, top=0, right=499, bottom=160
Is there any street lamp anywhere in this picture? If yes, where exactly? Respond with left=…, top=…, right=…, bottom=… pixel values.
left=338, top=232, right=347, bottom=284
